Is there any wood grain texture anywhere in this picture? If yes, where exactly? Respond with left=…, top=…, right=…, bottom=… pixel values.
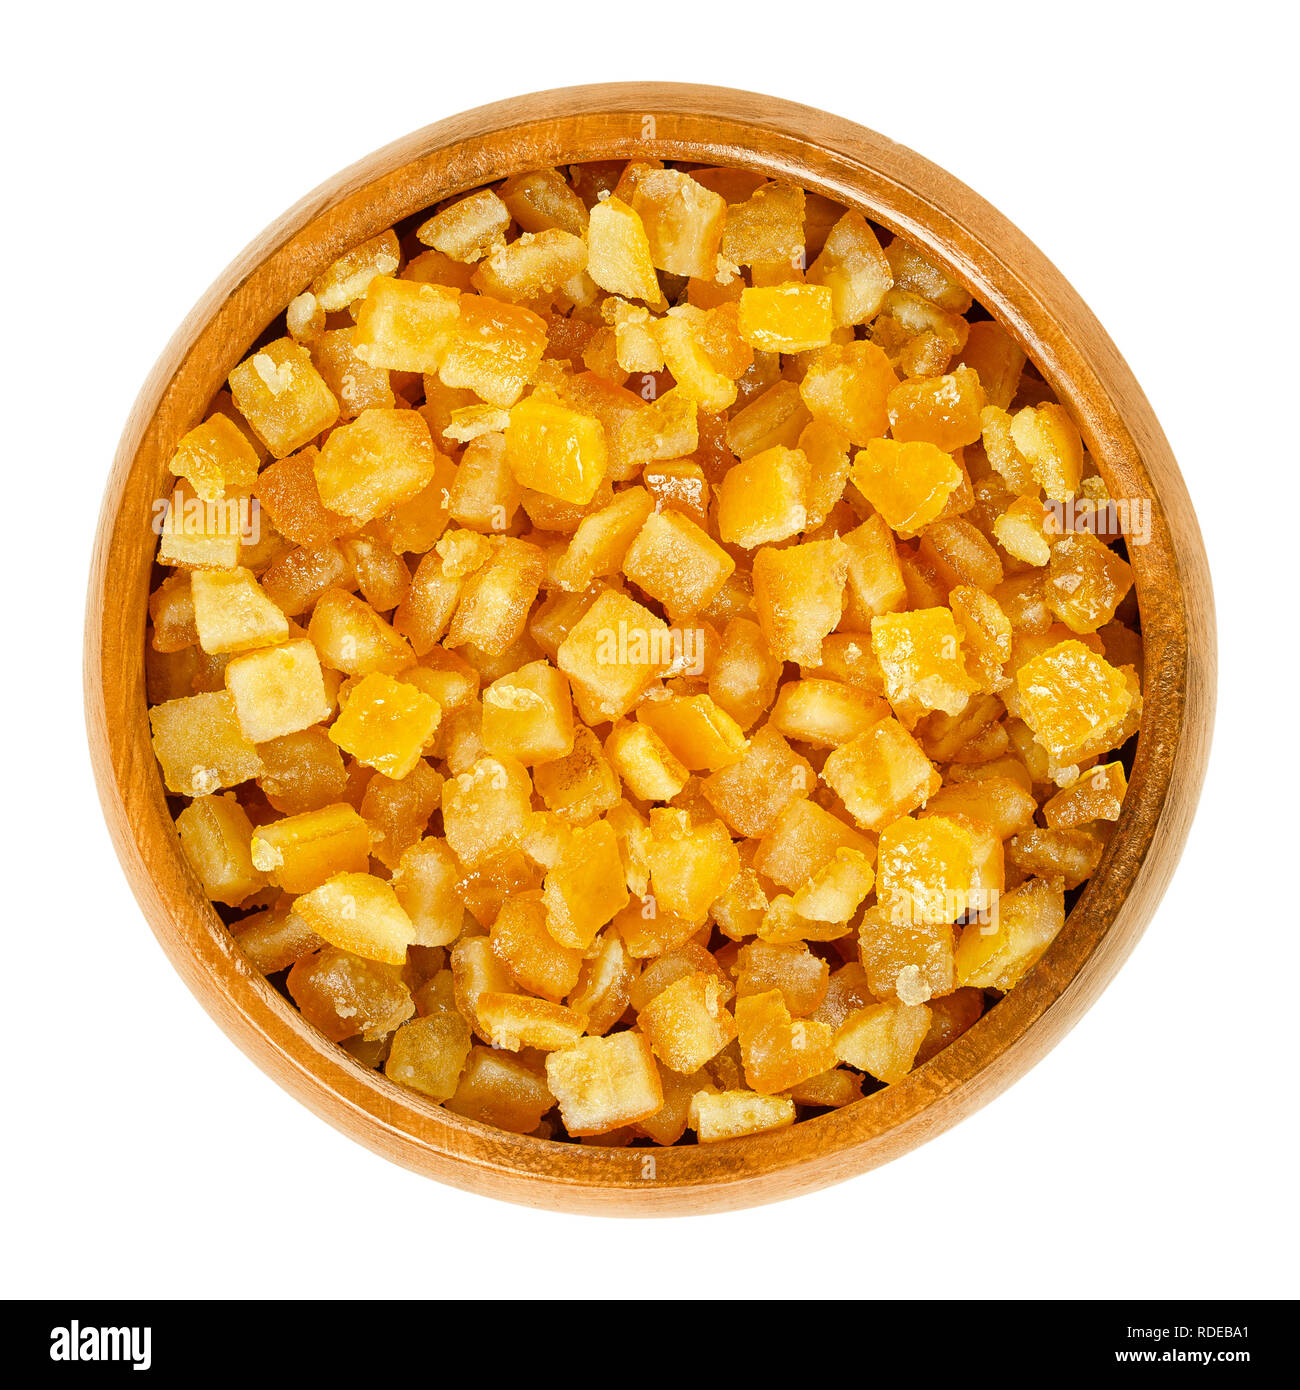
left=84, top=84, right=1216, bottom=1215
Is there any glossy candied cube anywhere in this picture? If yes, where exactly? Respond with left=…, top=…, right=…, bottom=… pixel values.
left=1010, top=402, right=1084, bottom=501
left=391, top=837, right=465, bottom=947
left=359, top=758, right=442, bottom=869
left=655, top=304, right=749, bottom=413
left=490, top=890, right=583, bottom=1002
left=637, top=694, right=747, bottom=772
left=628, top=942, right=729, bottom=1014
left=446, top=1045, right=554, bottom=1132
left=800, top=414, right=856, bottom=528
left=444, top=433, right=518, bottom=533
left=708, top=617, right=782, bottom=731
left=339, top=532, right=411, bottom=612
left=914, top=987, right=985, bottom=1064
left=168, top=412, right=260, bottom=500
left=629, top=168, right=727, bottom=278
left=948, top=584, right=1013, bottom=690
left=441, top=755, right=533, bottom=869
left=858, top=905, right=955, bottom=1004
left=738, top=283, right=834, bottom=352
left=294, top=871, right=416, bottom=965
left=542, top=818, right=630, bottom=950
left=287, top=947, right=413, bottom=1042
left=790, top=848, right=876, bottom=926
left=313, top=407, right=439, bottom=524
left=622, top=510, right=735, bottom=624
left=476, top=993, right=587, bottom=1052
left=310, top=229, right=400, bottom=311
left=249, top=803, right=371, bottom=894
left=798, top=341, right=897, bottom=445
left=556, top=589, right=670, bottom=722
left=717, top=445, right=810, bottom=547
left=917, top=516, right=1005, bottom=592
left=148, top=574, right=197, bottom=653
left=993, top=496, right=1053, bottom=567
left=701, top=724, right=813, bottom=838
left=393, top=555, right=463, bottom=656
left=822, top=717, right=941, bottom=833
left=721, top=180, right=805, bottom=267
left=752, top=536, right=849, bottom=665
left=643, top=809, right=740, bottom=922
left=955, top=876, right=1065, bottom=990
left=736, top=989, right=837, bottom=1094
left=787, top=1069, right=864, bottom=1108
left=689, top=1089, right=794, bottom=1142
left=871, top=608, right=979, bottom=717
left=770, top=677, right=887, bottom=748
left=223, top=637, right=332, bottom=743
left=851, top=439, right=962, bottom=537
left=833, top=1000, right=931, bottom=1084
left=1006, top=826, right=1105, bottom=890
left=354, top=276, right=459, bottom=373
left=257, top=726, right=348, bottom=815
left=727, top=380, right=811, bottom=459
left=753, top=797, right=872, bottom=890
left=252, top=447, right=348, bottom=550
left=533, top=725, right=622, bottom=824
left=1043, top=760, right=1128, bottom=830
left=312, top=327, right=396, bottom=418
left=190, top=567, right=289, bottom=654
left=605, top=720, right=688, bottom=800
left=156, top=479, right=244, bottom=570
left=1045, top=534, right=1134, bottom=634
left=1015, top=639, right=1134, bottom=762
left=450, top=935, right=516, bottom=1039
left=446, top=536, right=546, bottom=656
left=923, top=775, right=1038, bottom=839
left=439, top=295, right=547, bottom=408
left=328, top=672, right=440, bottom=779
left=384, top=1011, right=472, bottom=1101
left=228, top=338, right=339, bottom=458
left=806, top=210, right=892, bottom=326
left=639, top=971, right=737, bottom=1073
left=480, top=660, right=574, bottom=766
left=887, top=366, right=986, bottom=450
left=176, top=793, right=266, bottom=906
left=504, top=392, right=608, bottom=505
left=546, top=1030, right=663, bottom=1136
left=877, top=813, right=1003, bottom=926
left=416, top=188, right=510, bottom=261
left=308, top=588, right=414, bottom=677
left=258, top=541, right=352, bottom=618
left=617, top=387, right=698, bottom=467
left=884, top=239, right=971, bottom=312
left=568, top=928, right=636, bottom=1036
left=733, top=940, right=830, bottom=1016
left=471, top=228, right=588, bottom=302
left=499, top=167, right=589, bottom=236
left=233, top=899, right=323, bottom=975
left=585, top=196, right=666, bottom=308
left=149, top=689, right=264, bottom=796
left=958, top=320, right=1025, bottom=410
left=553, top=486, right=655, bottom=592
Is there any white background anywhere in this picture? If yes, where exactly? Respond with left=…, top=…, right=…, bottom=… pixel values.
left=4, top=0, right=1293, bottom=1301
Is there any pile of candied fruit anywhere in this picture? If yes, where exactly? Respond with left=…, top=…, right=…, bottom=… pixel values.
left=146, top=159, right=1142, bottom=1147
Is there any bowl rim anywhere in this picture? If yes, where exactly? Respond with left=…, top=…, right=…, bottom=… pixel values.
left=84, top=82, right=1216, bottom=1215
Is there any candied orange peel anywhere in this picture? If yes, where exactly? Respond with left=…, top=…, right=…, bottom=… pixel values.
left=146, top=160, right=1142, bottom=1146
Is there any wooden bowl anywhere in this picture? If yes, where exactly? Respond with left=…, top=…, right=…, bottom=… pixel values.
left=85, top=83, right=1215, bottom=1214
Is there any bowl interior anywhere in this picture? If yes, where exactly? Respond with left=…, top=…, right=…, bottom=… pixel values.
left=86, top=84, right=1214, bottom=1214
